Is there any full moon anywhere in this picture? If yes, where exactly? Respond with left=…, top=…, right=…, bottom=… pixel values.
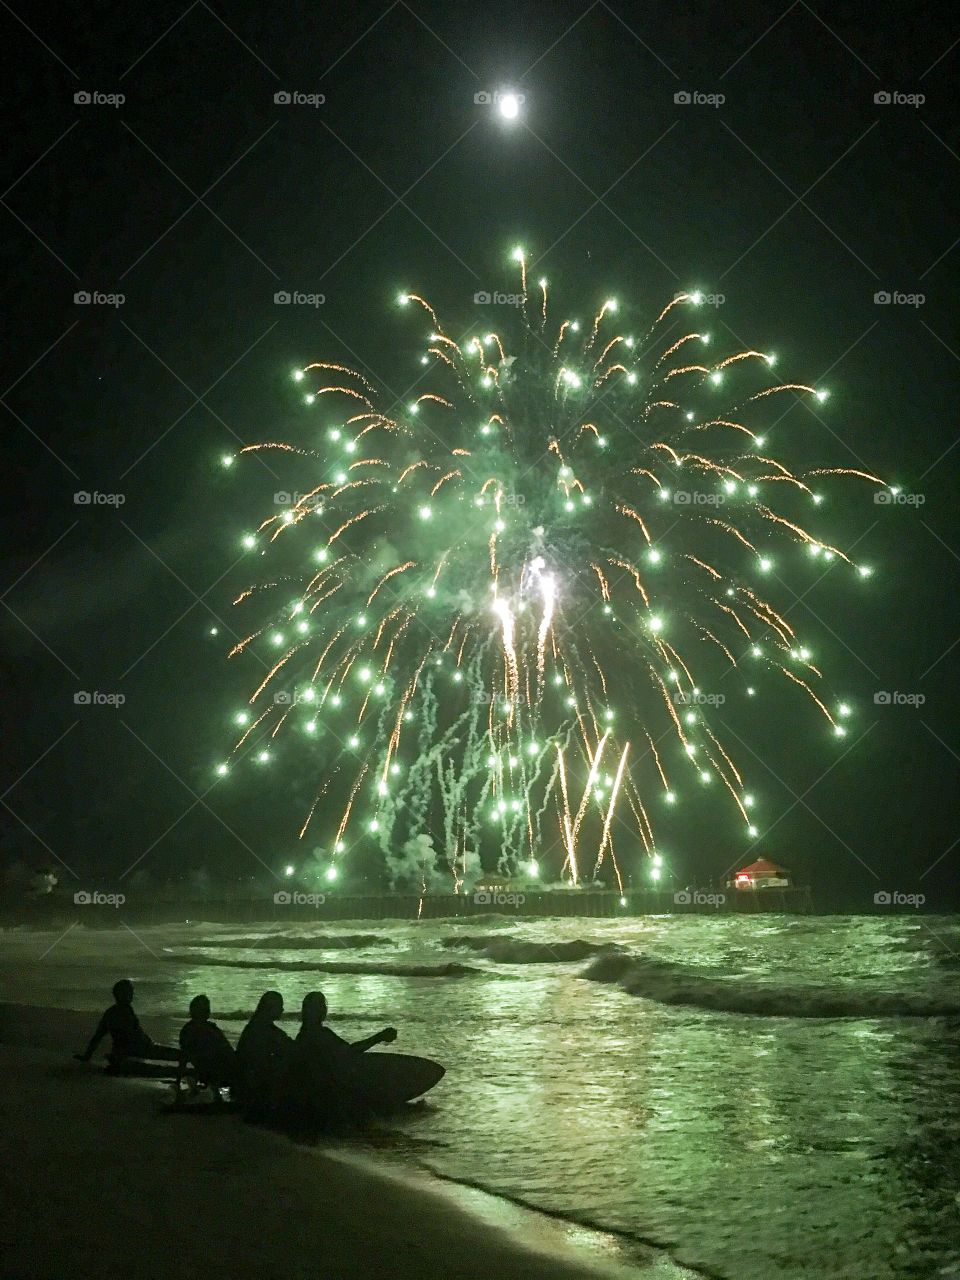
left=498, top=92, right=520, bottom=120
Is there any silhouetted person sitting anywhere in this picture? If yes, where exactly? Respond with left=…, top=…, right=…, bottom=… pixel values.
left=234, top=990, right=292, bottom=1114
left=298, top=991, right=397, bottom=1057
left=177, top=994, right=236, bottom=1094
left=275, top=991, right=397, bottom=1127
left=75, top=979, right=179, bottom=1070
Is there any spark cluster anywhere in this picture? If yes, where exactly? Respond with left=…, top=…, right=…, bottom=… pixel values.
left=215, top=250, right=882, bottom=892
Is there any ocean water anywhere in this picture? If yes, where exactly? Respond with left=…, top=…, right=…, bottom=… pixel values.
left=3, top=913, right=960, bottom=1279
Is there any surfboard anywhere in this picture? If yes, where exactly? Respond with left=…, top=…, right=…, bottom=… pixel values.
left=357, top=1052, right=445, bottom=1110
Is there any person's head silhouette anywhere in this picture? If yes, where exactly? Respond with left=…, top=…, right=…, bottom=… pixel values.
left=301, top=991, right=328, bottom=1027
left=255, top=990, right=283, bottom=1021
left=189, top=994, right=211, bottom=1021
left=112, top=979, right=134, bottom=1005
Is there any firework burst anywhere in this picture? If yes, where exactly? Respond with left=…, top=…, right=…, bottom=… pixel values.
left=217, top=249, right=883, bottom=892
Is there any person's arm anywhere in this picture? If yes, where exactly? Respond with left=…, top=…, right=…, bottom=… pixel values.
left=74, top=1010, right=110, bottom=1062
left=350, top=1027, right=397, bottom=1053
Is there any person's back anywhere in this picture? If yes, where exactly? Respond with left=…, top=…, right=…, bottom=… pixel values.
left=75, top=979, right=178, bottom=1068
left=294, top=1020, right=355, bottom=1102
left=235, top=991, right=291, bottom=1112
left=276, top=991, right=396, bottom=1127
left=98, top=1001, right=146, bottom=1062
left=178, top=995, right=235, bottom=1087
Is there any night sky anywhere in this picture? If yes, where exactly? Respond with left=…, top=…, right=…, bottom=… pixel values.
left=3, top=1, right=958, bottom=907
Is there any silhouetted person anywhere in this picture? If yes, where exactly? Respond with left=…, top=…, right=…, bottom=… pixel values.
left=177, top=994, right=236, bottom=1093
left=276, top=991, right=397, bottom=1126
left=75, top=979, right=179, bottom=1070
left=235, top=990, right=292, bottom=1113
left=297, top=991, right=396, bottom=1057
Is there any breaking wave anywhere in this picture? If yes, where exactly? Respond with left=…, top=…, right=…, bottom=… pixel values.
left=186, top=933, right=390, bottom=951
left=582, top=953, right=960, bottom=1018
left=161, top=953, right=475, bottom=978
left=442, top=936, right=625, bottom=964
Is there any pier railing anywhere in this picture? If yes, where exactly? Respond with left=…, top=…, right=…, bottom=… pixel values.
left=1, top=885, right=814, bottom=925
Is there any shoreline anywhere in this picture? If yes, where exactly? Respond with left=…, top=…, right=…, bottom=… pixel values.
left=0, top=1005, right=694, bottom=1280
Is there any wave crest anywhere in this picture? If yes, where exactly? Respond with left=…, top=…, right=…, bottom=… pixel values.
left=186, top=933, right=389, bottom=951
left=161, top=953, right=475, bottom=978
left=583, top=953, right=960, bottom=1018
left=442, top=936, right=624, bottom=964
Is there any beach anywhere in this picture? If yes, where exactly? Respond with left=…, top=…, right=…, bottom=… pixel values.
left=0, top=1004, right=681, bottom=1280
left=2, top=914, right=959, bottom=1279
